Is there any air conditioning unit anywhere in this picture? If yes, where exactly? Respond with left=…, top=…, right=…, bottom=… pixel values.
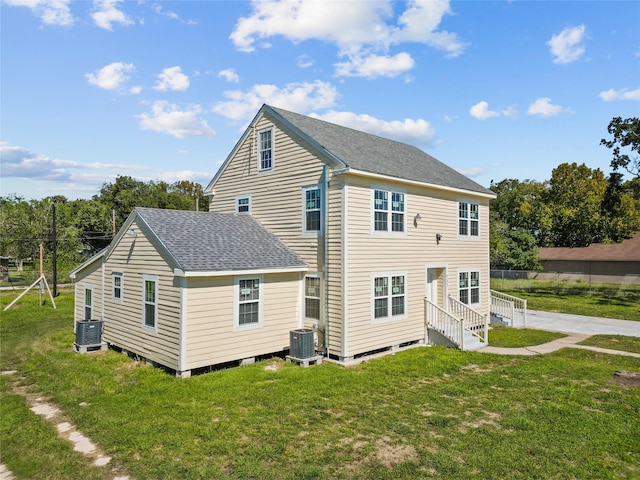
left=290, top=328, right=315, bottom=359
left=76, top=320, right=103, bottom=346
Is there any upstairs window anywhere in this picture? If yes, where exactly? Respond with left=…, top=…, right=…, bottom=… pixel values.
left=459, top=202, right=479, bottom=237
left=374, top=189, right=404, bottom=233
left=459, top=270, right=480, bottom=305
left=112, top=272, right=123, bottom=303
left=236, top=195, right=251, bottom=214
left=258, top=128, right=273, bottom=171
left=303, top=186, right=321, bottom=233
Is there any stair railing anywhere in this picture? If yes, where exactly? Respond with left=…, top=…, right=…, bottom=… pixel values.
left=448, top=296, right=488, bottom=343
left=424, top=298, right=464, bottom=349
left=490, top=290, right=527, bottom=327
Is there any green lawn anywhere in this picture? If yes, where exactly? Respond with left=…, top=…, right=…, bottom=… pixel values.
left=491, top=278, right=640, bottom=321
left=2, top=289, right=640, bottom=479
left=489, top=326, right=565, bottom=348
left=579, top=335, right=640, bottom=355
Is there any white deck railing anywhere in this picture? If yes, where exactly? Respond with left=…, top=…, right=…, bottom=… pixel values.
left=490, top=290, right=527, bottom=327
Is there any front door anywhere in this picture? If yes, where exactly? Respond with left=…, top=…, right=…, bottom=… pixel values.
left=426, top=267, right=446, bottom=308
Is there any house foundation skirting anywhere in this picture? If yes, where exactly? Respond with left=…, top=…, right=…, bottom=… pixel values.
left=326, top=339, right=425, bottom=367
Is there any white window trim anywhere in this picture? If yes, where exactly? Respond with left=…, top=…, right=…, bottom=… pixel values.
left=371, top=187, right=407, bottom=236
left=371, top=271, right=408, bottom=324
left=236, top=194, right=252, bottom=214
left=302, top=185, right=322, bottom=235
left=84, top=284, right=94, bottom=320
left=257, top=126, right=274, bottom=173
left=458, top=268, right=482, bottom=306
left=233, top=275, right=264, bottom=332
left=457, top=199, right=480, bottom=239
left=112, top=272, right=123, bottom=304
left=142, top=274, right=159, bottom=333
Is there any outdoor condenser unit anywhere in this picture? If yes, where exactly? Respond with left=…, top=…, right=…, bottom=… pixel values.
left=289, top=328, right=315, bottom=359
left=75, top=319, right=103, bottom=346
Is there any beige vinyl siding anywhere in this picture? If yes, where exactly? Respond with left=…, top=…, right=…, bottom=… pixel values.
left=209, top=114, right=327, bottom=271
left=74, top=259, right=104, bottom=323
left=102, top=220, right=182, bottom=371
left=342, top=174, right=490, bottom=357
left=183, top=273, right=300, bottom=369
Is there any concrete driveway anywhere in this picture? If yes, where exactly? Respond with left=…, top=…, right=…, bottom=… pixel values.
left=523, top=310, right=640, bottom=337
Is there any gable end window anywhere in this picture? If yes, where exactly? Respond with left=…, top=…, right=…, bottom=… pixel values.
left=459, top=270, right=480, bottom=305
left=459, top=201, right=479, bottom=237
left=112, top=272, right=123, bottom=303
left=235, top=276, right=264, bottom=330
left=84, top=285, right=93, bottom=320
left=258, top=128, right=273, bottom=171
left=373, top=189, right=404, bottom=233
left=303, top=186, right=321, bottom=233
left=142, top=274, right=158, bottom=330
left=372, top=272, right=406, bottom=322
left=236, top=195, right=251, bottom=214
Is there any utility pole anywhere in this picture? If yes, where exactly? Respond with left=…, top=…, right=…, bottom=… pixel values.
left=52, top=202, right=57, bottom=297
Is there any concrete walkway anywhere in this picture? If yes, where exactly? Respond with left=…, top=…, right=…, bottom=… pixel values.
left=479, top=310, right=640, bottom=357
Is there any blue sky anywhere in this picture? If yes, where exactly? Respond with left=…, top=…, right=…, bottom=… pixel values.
left=1, top=0, right=639, bottom=200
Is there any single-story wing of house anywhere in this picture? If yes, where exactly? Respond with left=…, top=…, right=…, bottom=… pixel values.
left=70, top=207, right=308, bottom=377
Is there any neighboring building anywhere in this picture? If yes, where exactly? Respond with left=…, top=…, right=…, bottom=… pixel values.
left=71, top=105, right=497, bottom=376
left=539, top=232, right=640, bottom=285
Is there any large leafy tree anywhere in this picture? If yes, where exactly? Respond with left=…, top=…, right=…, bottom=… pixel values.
left=600, top=117, right=640, bottom=179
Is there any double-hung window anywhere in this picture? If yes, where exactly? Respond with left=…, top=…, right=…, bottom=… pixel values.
left=236, top=195, right=251, bottom=214
left=303, top=186, right=321, bottom=233
left=374, top=189, right=404, bottom=233
left=258, top=128, right=273, bottom=171
left=459, top=201, right=479, bottom=237
left=142, top=274, right=158, bottom=330
left=304, top=275, right=320, bottom=320
left=112, top=272, right=123, bottom=303
left=235, top=276, right=263, bottom=330
left=459, top=270, right=480, bottom=305
left=84, top=285, right=93, bottom=320
left=372, top=273, right=406, bottom=321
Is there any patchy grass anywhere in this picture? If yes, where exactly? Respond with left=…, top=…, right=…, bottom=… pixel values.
left=489, top=326, right=566, bottom=348
left=491, top=278, right=640, bottom=321
left=2, top=289, right=640, bottom=479
left=578, top=335, right=640, bottom=355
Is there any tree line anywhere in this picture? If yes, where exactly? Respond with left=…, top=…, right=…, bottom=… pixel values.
left=490, top=117, right=640, bottom=270
left=0, top=178, right=209, bottom=278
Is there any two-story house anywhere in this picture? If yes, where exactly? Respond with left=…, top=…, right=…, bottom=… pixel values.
left=71, top=105, right=497, bottom=377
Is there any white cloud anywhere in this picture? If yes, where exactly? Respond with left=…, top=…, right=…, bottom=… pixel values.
left=85, top=62, right=135, bottom=91
left=213, top=80, right=339, bottom=122
left=0, top=142, right=141, bottom=181
left=153, top=66, right=190, bottom=91
left=230, top=0, right=465, bottom=78
left=310, top=110, right=436, bottom=146
left=335, top=51, right=415, bottom=79
left=469, top=101, right=499, bottom=120
left=547, top=25, right=587, bottom=64
left=218, top=68, right=240, bottom=83
left=527, top=97, right=564, bottom=116
left=599, top=87, right=640, bottom=101
left=456, top=166, right=487, bottom=178
left=4, top=0, right=74, bottom=26
left=91, top=0, right=133, bottom=31
left=469, top=101, right=515, bottom=120
left=137, top=101, right=216, bottom=138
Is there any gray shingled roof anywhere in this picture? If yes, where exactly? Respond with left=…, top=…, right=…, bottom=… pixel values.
left=135, top=207, right=307, bottom=273
left=267, top=105, right=493, bottom=196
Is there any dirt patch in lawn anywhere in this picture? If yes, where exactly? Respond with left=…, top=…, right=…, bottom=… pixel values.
left=611, top=371, right=640, bottom=387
